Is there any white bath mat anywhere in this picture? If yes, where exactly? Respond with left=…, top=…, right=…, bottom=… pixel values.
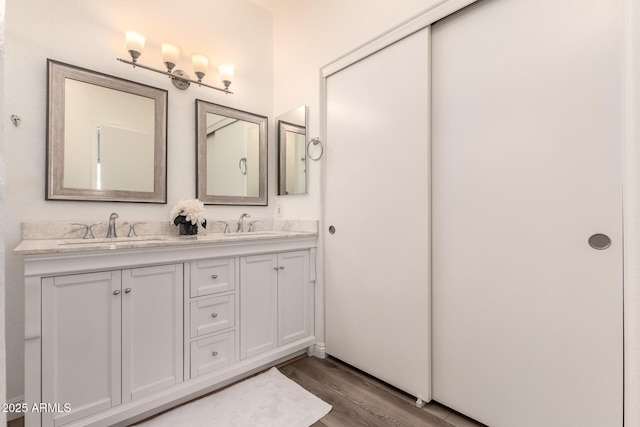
left=136, top=367, right=332, bottom=427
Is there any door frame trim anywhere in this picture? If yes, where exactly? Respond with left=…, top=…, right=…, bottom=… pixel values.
left=320, top=0, right=480, bottom=78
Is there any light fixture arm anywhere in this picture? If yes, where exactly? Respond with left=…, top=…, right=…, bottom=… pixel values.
left=116, top=57, right=233, bottom=94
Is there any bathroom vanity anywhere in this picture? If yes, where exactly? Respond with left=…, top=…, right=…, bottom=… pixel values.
left=15, top=222, right=317, bottom=427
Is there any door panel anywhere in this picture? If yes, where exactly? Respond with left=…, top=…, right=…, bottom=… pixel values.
left=121, top=264, right=183, bottom=402
left=278, top=250, right=310, bottom=345
left=240, top=254, right=278, bottom=359
left=325, top=28, right=431, bottom=400
left=41, top=271, right=121, bottom=427
left=431, top=0, right=623, bottom=426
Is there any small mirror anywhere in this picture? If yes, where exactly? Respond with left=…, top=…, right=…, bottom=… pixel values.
left=47, top=59, right=168, bottom=203
left=196, top=100, right=267, bottom=205
left=277, top=106, right=307, bottom=195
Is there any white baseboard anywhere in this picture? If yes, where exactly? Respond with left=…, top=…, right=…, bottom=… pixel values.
left=313, top=342, right=326, bottom=358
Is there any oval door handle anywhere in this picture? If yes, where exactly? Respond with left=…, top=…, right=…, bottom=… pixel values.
left=211, top=351, right=218, bottom=357
left=329, top=225, right=336, bottom=234
left=124, top=288, right=132, bottom=294
left=211, top=274, right=218, bottom=279
left=589, top=233, right=611, bottom=250
left=274, top=267, right=279, bottom=271
left=113, top=290, right=121, bottom=295
left=211, top=313, right=218, bottom=318
left=279, top=266, right=285, bottom=270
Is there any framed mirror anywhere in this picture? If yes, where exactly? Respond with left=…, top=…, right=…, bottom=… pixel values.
left=196, top=100, right=267, bottom=205
left=47, top=59, right=168, bottom=203
left=277, top=105, right=307, bottom=195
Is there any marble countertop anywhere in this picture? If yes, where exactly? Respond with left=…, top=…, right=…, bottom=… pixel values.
left=14, top=220, right=318, bottom=255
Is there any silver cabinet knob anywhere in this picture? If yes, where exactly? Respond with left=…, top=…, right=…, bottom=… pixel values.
left=113, top=290, right=121, bottom=295
left=211, top=274, right=218, bottom=279
left=211, top=313, right=218, bottom=318
left=274, top=267, right=279, bottom=271
left=211, top=351, right=218, bottom=357
left=279, top=266, right=285, bottom=270
left=124, top=288, right=132, bottom=294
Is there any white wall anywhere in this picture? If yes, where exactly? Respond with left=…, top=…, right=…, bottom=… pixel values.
left=3, top=0, right=273, bottom=404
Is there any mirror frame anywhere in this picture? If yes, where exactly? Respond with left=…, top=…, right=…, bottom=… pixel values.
left=278, top=121, right=307, bottom=195
left=196, top=99, right=268, bottom=205
left=46, top=59, right=168, bottom=203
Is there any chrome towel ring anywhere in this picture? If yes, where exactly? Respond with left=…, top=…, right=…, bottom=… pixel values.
left=307, top=137, right=324, bottom=161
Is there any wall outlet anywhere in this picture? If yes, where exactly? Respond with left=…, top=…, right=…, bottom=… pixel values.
left=276, top=199, right=283, bottom=217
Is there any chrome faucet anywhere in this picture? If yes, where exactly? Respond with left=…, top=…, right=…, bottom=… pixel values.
left=237, top=213, right=251, bottom=233
left=211, top=220, right=230, bottom=234
left=106, top=213, right=119, bottom=238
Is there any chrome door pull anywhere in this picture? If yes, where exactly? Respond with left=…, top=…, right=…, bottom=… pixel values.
left=589, top=234, right=611, bottom=250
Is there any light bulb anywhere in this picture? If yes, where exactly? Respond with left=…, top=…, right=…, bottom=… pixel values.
left=192, top=54, right=209, bottom=81
left=125, top=31, right=145, bottom=62
left=219, top=64, right=234, bottom=89
left=162, top=43, right=181, bottom=72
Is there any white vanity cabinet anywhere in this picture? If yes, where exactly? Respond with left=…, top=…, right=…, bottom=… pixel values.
left=17, top=230, right=317, bottom=427
left=240, top=250, right=311, bottom=359
left=40, top=264, right=184, bottom=427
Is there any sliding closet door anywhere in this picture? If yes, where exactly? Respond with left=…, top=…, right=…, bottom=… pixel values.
left=325, top=28, right=430, bottom=401
left=432, top=0, right=623, bottom=426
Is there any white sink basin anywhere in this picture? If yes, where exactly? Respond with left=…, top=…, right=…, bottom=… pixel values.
left=58, top=236, right=167, bottom=246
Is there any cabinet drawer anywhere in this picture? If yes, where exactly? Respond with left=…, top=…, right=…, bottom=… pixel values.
left=190, top=258, right=236, bottom=297
left=190, top=295, right=235, bottom=338
left=190, top=331, right=236, bottom=378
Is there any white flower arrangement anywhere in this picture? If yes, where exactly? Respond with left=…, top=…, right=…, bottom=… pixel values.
left=170, top=199, right=207, bottom=228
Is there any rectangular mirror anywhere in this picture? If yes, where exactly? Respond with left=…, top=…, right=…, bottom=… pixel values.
left=196, top=100, right=267, bottom=205
left=277, top=105, right=307, bottom=195
left=47, top=59, right=168, bottom=203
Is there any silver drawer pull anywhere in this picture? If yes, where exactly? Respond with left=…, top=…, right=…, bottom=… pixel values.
left=211, top=274, right=218, bottom=279
left=273, top=267, right=279, bottom=271
left=279, top=266, right=285, bottom=270
left=113, top=290, right=121, bottom=295
left=211, top=313, right=218, bottom=318
left=211, top=351, right=218, bottom=357
left=124, top=288, right=132, bottom=294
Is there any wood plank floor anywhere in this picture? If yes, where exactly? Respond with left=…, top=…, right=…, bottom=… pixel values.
left=279, top=355, right=485, bottom=427
left=7, top=355, right=486, bottom=427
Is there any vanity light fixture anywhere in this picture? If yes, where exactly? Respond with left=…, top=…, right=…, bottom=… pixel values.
left=117, top=30, right=234, bottom=94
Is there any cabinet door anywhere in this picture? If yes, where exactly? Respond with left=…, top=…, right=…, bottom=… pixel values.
left=240, top=254, right=278, bottom=359
left=278, top=251, right=311, bottom=345
left=42, top=271, right=121, bottom=427
left=121, top=264, right=183, bottom=402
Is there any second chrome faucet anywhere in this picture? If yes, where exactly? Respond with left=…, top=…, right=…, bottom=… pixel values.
left=106, top=213, right=119, bottom=238
left=237, top=213, right=250, bottom=233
